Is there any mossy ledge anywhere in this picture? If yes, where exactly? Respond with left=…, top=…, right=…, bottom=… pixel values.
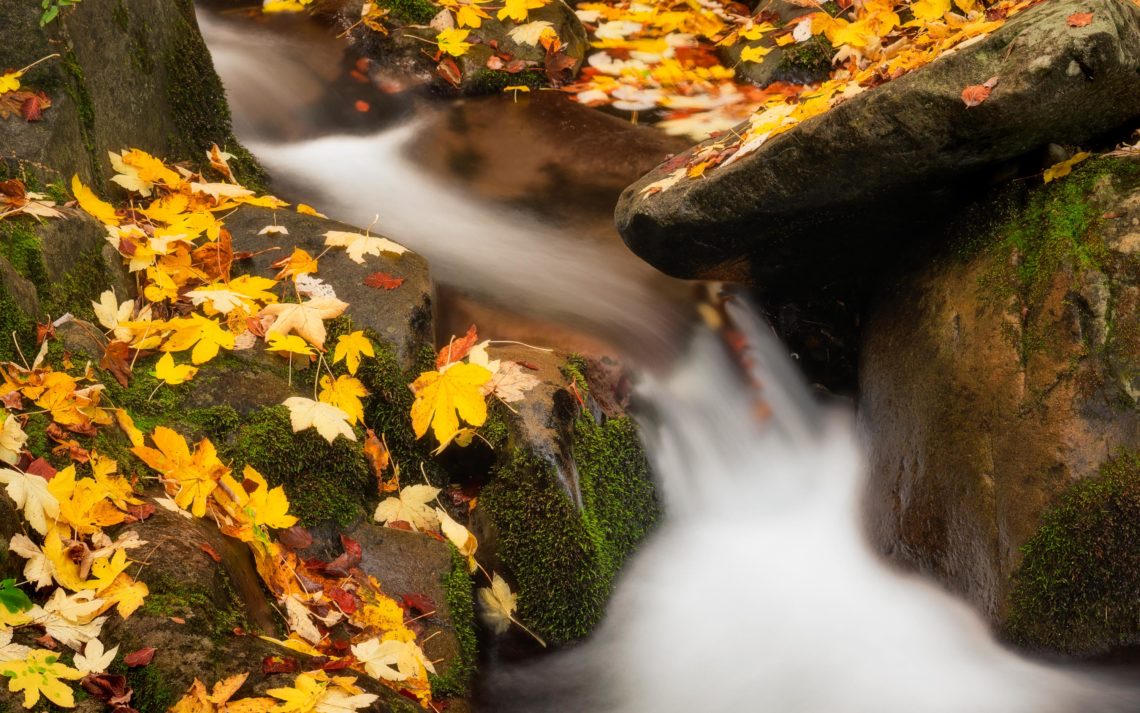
left=429, top=547, right=478, bottom=699
left=1005, top=450, right=1140, bottom=656
left=480, top=358, right=660, bottom=644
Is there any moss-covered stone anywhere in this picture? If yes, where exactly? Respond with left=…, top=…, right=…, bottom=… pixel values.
left=480, top=385, right=658, bottom=644
left=429, top=547, right=478, bottom=698
left=775, top=36, right=834, bottom=84
left=0, top=283, right=37, bottom=365
left=222, top=406, right=371, bottom=527
left=376, top=0, right=437, bottom=25
left=0, top=219, right=50, bottom=290
left=1005, top=450, right=1140, bottom=655
left=467, top=69, right=548, bottom=94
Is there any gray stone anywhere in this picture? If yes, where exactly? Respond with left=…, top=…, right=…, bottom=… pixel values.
left=616, top=0, right=1140, bottom=287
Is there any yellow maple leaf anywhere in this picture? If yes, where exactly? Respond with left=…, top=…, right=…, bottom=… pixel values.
left=48, top=466, right=128, bottom=534
left=267, top=672, right=328, bottom=713
left=910, top=0, right=950, bottom=22
left=496, top=0, right=545, bottom=23
left=132, top=427, right=228, bottom=517
left=97, top=573, right=149, bottom=619
left=410, top=362, right=492, bottom=445
left=318, top=375, right=368, bottom=425
left=455, top=2, right=491, bottom=28
left=162, top=314, right=235, bottom=365
left=155, top=352, right=199, bottom=385
left=242, top=465, right=298, bottom=531
left=267, top=333, right=315, bottom=357
left=740, top=45, right=770, bottom=63
left=0, top=650, right=84, bottom=709
left=0, top=71, right=22, bottom=94
left=296, top=203, right=326, bottom=217
left=70, top=175, right=119, bottom=226
left=436, top=28, right=473, bottom=57
left=332, top=331, right=374, bottom=375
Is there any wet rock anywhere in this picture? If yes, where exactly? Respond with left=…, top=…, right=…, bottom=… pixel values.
left=615, top=0, right=1140, bottom=287
left=860, top=157, right=1140, bottom=655
left=225, top=205, right=434, bottom=368
left=323, top=0, right=588, bottom=95
left=473, top=348, right=660, bottom=646
left=0, top=0, right=262, bottom=188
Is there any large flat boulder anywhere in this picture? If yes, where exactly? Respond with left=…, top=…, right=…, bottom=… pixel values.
left=615, top=0, right=1140, bottom=287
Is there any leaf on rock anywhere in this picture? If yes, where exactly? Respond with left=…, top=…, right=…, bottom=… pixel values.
left=0, top=649, right=84, bottom=709
left=322, top=230, right=407, bottom=264
left=373, top=484, right=440, bottom=532
left=0, top=468, right=60, bottom=535
left=362, top=272, right=404, bottom=290
left=73, top=639, right=118, bottom=675
left=70, top=176, right=119, bottom=226
left=1043, top=151, right=1090, bottom=183
left=476, top=572, right=517, bottom=635
left=410, top=362, right=492, bottom=445
left=332, top=331, right=374, bottom=375
left=1066, top=11, right=1093, bottom=26
left=260, top=298, right=349, bottom=349
left=435, top=325, right=478, bottom=368
left=350, top=638, right=435, bottom=682
left=961, top=76, right=998, bottom=107
left=283, top=397, right=356, bottom=443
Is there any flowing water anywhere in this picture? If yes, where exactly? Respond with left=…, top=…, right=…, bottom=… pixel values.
left=198, top=9, right=1140, bottom=711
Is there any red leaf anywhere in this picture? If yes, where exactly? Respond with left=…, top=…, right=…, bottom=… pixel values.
left=387, top=520, right=415, bottom=532
left=320, top=657, right=354, bottom=671
left=262, top=656, right=300, bottom=675
left=363, top=272, right=404, bottom=290
left=961, top=76, right=998, bottom=107
left=26, top=457, right=56, bottom=480
left=80, top=673, right=133, bottom=706
left=400, top=592, right=436, bottom=616
left=124, top=647, right=156, bottom=667
left=198, top=543, right=222, bottom=563
left=19, top=93, right=48, bottom=122
left=436, top=325, right=478, bottom=368
left=354, top=100, right=371, bottom=113
left=125, top=502, right=156, bottom=522
left=1066, top=11, right=1093, bottom=26
left=324, top=535, right=362, bottom=577
left=328, top=587, right=359, bottom=614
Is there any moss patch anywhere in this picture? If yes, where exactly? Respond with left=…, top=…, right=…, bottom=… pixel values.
left=776, top=36, right=834, bottom=84
left=480, top=373, right=659, bottom=643
left=466, top=69, right=548, bottom=94
left=429, top=547, right=477, bottom=699
left=377, top=0, right=438, bottom=25
left=222, top=406, right=371, bottom=527
left=0, top=219, right=49, bottom=290
left=1006, top=450, right=1140, bottom=655
left=41, top=248, right=108, bottom=323
left=0, top=283, right=36, bottom=365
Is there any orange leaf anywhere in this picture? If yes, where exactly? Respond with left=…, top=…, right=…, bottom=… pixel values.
left=435, top=325, right=478, bottom=369
left=1066, top=11, right=1093, bottom=26
left=961, top=76, right=998, bottom=107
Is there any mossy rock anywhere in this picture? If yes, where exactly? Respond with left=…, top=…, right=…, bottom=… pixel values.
left=331, top=0, right=588, bottom=96
left=719, top=2, right=834, bottom=88
left=0, top=0, right=263, bottom=190
left=860, top=157, right=1140, bottom=632
left=475, top=350, right=659, bottom=644
left=1005, top=450, right=1140, bottom=656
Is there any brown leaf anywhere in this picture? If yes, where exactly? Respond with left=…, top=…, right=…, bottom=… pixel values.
left=278, top=525, right=313, bottom=551
left=363, top=429, right=391, bottom=488
left=198, top=543, right=222, bottom=563
left=400, top=592, right=436, bottom=616
left=100, top=341, right=133, bottom=388
left=363, top=272, right=404, bottom=290
left=35, top=321, right=55, bottom=345
left=123, top=647, right=157, bottom=667
left=961, top=76, right=998, bottom=107
left=0, top=90, right=51, bottom=121
left=323, top=534, right=363, bottom=577
left=436, top=325, right=478, bottom=368
left=1, top=391, right=22, bottom=409
left=437, top=57, right=462, bottom=87
left=545, top=50, right=577, bottom=86
left=26, top=457, right=56, bottom=480
left=81, top=673, right=133, bottom=707
left=190, top=227, right=233, bottom=281
left=1066, top=11, right=1093, bottom=26
left=125, top=502, right=156, bottom=522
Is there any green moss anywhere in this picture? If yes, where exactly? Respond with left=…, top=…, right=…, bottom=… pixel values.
left=41, top=248, right=107, bottom=323
left=480, top=405, right=659, bottom=644
left=377, top=0, right=438, bottom=25
left=429, top=547, right=478, bottom=699
left=60, top=47, right=98, bottom=177
left=141, top=571, right=247, bottom=643
left=0, top=220, right=49, bottom=290
left=466, top=69, right=547, bottom=94
left=161, top=4, right=265, bottom=190
left=776, top=36, right=834, bottom=83
left=1006, top=450, right=1140, bottom=655
left=120, top=659, right=176, bottom=713
left=0, top=284, right=36, bottom=365
left=221, top=406, right=370, bottom=527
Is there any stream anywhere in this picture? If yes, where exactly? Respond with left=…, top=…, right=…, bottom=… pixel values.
left=197, top=8, right=1139, bottom=712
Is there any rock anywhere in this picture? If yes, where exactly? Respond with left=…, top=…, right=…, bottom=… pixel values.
left=224, top=205, right=434, bottom=368
left=615, top=0, right=1140, bottom=287
left=326, top=0, right=588, bottom=95
left=0, top=0, right=262, bottom=188
left=473, top=349, right=660, bottom=646
left=859, top=157, right=1140, bottom=655
left=719, top=2, right=831, bottom=88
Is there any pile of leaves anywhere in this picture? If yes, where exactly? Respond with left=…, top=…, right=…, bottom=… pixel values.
left=0, top=54, right=57, bottom=123
left=0, top=146, right=547, bottom=709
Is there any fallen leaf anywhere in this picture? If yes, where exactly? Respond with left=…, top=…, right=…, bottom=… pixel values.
left=436, top=325, right=479, bottom=368
left=410, top=362, right=492, bottom=445
left=0, top=649, right=84, bottom=708
left=260, top=298, right=349, bottom=349
left=123, top=647, right=156, bottom=668
left=1043, top=151, right=1090, bottom=183
left=362, top=272, right=404, bottom=290
left=1066, top=11, right=1093, bottom=26
left=961, top=76, right=998, bottom=107
left=476, top=572, right=516, bottom=635
left=282, top=397, right=356, bottom=443
left=322, top=231, right=407, bottom=264
left=373, top=484, right=441, bottom=532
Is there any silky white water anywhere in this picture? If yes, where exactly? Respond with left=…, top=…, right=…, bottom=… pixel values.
left=198, top=10, right=1139, bottom=711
